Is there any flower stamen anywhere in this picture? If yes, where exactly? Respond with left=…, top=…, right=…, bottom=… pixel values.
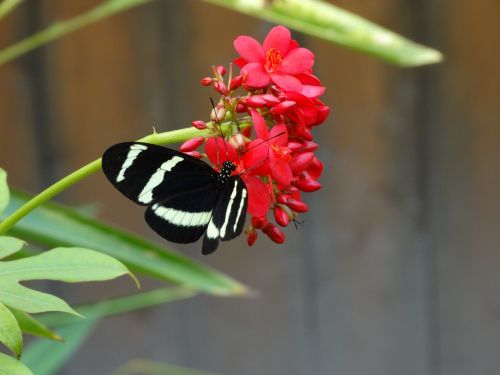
left=264, top=48, right=283, bottom=73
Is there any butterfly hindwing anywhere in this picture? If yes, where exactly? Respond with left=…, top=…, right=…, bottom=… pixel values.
left=145, top=185, right=218, bottom=244
left=102, top=142, right=216, bottom=206
left=202, top=176, right=248, bottom=255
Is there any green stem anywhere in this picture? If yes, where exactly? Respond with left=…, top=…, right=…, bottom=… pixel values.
left=0, top=0, right=23, bottom=22
left=0, top=0, right=154, bottom=67
left=0, top=126, right=214, bottom=235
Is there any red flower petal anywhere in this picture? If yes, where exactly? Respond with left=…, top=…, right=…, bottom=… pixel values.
left=271, top=158, right=293, bottom=186
left=205, top=137, right=238, bottom=166
left=281, top=48, right=314, bottom=75
left=233, top=57, right=247, bottom=68
left=285, top=91, right=317, bottom=118
left=306, top=156, right=323, bottom=180
left=289, top=152, right=314, bottom=175
left=268, top=123, right=288, bottom=146
left=233, top=36, right=265, bottom=63
left=242, top=139, right=270, bottom=175
left=250, top=109, right=269, bottom=139
left=270, top=73, right=303, bottom=92
left=270, top=100, right=296, bottom=115
left=301, top=85, right=325, bottom=98
left=296, top=72, right=321, bottom=86
left=263, top=25, right=291, bottom=55
left=243, top=175, right=271, bottom=217
left=245, top=95, right=267, bottom=108
left=260, top=94, right=281, bottom=106
left=242, top=63, right=271, bottom=87
left=289, top=39, right=300, bottom=51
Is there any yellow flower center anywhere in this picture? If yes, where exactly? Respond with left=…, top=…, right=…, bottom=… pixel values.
left=264, top=48, right=282, bottom=73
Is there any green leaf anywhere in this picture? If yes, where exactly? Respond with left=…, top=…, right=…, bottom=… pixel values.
left=0, top=168, right=8, bottom=215
left=0, top=236, right=25, bottom=259
left=205, top=0, right=443, bottom=67
left=0, top=352, right=33, bottom=375
left=41, top=287, right=198, bottom=327
left=0, top=302, right=23, bottom=358
left=4, top=191, right=248, bottom=296
left=22, top=307, right=102, bottom=375
left=24, top=288, right=196, bottom=375
left=0, top=247, right=133, bottom=315
left=10, top=309, right=62, bottom=342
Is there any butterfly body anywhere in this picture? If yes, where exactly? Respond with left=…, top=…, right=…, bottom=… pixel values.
left=102, top=142, right=248, bottom=255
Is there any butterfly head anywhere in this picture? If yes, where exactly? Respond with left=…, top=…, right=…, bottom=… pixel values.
left=216, top=160, right=237, bottom=188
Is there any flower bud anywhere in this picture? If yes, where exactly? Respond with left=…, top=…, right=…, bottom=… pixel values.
left=241, top=125, right=252, bottom=138
left=286, top=198, right=308, bottom=213
left=180, top=136, right=204, bottom=152
left=191, top=120, right=207, bottom=130
left=273, top=205, right=290, bottom=227
left=229, top=75, right=243, bottom=91
left=270, top=100, right=296, bottom=115
left=183, top=151, right=203, bottom=159
left=214, top=81, right=228, bottom=96
left=263, top=223, right=285, bottom=244
left=216, top=65, right=226, bottom=76
left=313, top=105, right=330, bottom=126
left=200, top=77, right=213, bottom=86
left=211, top=106, right=226, bottom=122
left=229, top=133, right=246, bottom=150
left=287, top=141, right=303, bottom=152
left=251, top=216, right=266, bottom=229
left=276, top=194, right=288, bottom=204
left=292, top=177, right=322, bottom=192
left=246, top=229, right=257, bottom=246
left=244, top=95, right=267, bottom=108
left=302, top=141, right=319, bottom=152
left=235, top=103, right=247, bottom=113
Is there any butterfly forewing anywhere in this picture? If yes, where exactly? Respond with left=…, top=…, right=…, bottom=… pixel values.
left=102, top=142, right=215, bottom=206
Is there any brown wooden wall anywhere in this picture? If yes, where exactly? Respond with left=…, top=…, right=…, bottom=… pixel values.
left=0, top=1, right=499, bottom=374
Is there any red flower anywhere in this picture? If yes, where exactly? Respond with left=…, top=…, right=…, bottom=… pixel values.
left=205, top=137, right=271, bottom=217
left=234, top=26, right=315, bottom=93
left=242, top=111, right=293, bottom=186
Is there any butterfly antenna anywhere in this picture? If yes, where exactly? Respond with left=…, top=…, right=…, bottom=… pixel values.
left=292, top=218, right=304, bottom=230
left=210, top=97, right=230, bottom=164
left=245, top=131, right=286, bottom=153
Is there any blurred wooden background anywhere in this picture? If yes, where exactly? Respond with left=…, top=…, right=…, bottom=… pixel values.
left=0, top=0, right=499, bottom=374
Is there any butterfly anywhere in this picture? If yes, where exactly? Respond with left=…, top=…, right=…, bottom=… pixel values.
left=102, top=142, right=248, bottom=255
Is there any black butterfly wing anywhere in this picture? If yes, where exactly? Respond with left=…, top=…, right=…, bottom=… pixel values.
left=102, top=142, right=216, bottom=206
left=103, top=142, right=248, bottom=254
left=202, top=176, right=248, bottom=255
left=145, top=184, right=218, bottom=244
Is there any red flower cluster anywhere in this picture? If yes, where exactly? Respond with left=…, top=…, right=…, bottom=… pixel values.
left=182, top=26, right=329, bottom=247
